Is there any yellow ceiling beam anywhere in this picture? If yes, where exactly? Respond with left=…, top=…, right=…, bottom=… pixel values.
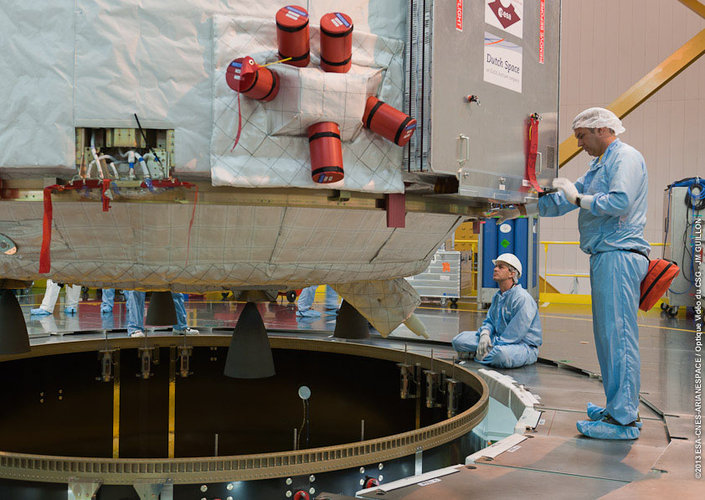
left=559, top=27, right=705, bottom=167
left=678, top=0, right=705, bottom=19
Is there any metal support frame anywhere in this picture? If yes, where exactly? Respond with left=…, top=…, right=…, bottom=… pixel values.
left=68, top=480, right=101, bottom=500
left=112, top=350, right=121, bottom=458
left=0, top=180, right=487, bottom=219
left=168, top=347, right=177, bottom=459
left=678, top=0, right=705, bottom=18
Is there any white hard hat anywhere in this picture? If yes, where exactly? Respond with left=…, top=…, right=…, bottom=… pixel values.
left=571, top=107, right=625, bottom=135
left=492, top=253, right=522, bottom=277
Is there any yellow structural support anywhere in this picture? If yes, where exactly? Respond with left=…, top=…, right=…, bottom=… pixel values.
left=559, top=27, right=705, bottom=167
left=678, top=0, right=705, bottom=19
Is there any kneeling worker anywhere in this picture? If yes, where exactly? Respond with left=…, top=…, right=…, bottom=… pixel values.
left=452, top=253, right=542, bottom=368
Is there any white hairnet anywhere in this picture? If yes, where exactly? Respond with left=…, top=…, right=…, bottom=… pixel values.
left=572, top=107, right=625, bottom=135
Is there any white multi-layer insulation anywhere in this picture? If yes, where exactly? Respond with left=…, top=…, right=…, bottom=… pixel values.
left=0, top=0, right=407, bottom=193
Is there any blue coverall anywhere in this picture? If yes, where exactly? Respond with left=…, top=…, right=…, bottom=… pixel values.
left=101, top=288, right=115, bottom=313
left=538, top=139, right=649, bottom=426
left=452, top=285, right=542, bottom=368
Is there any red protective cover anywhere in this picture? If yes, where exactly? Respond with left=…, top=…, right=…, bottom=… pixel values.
left=362, top=96, right=417, bottom=146
left=225, top=57, right=279, bottom=102
left=639, top=259, right=680, bottom=311
left=308, top=122, right=344, bottom=183
left=319, top=12, right=353, bottom=73
left=225, top=57, right=258, bottom=92
left=276, top=5, right=310, bottom=67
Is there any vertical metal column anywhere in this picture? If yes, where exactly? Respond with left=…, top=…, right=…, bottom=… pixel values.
left=112, top=350, right=120, bottom=458
left=168, top=347, right=176, bottom=458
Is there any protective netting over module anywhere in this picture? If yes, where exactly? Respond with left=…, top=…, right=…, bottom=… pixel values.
left=210, top=14, right=406, bottom=193
left=0, top=199, right=462, bottom=334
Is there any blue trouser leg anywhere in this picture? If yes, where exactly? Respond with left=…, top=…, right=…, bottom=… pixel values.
left=590, top=251, right=648, bottom=425
left=451, top=330, right=480, bottom=353
left=297, top=286, right=317, bottom=312
left=480, top=344, right=539, bottom=368
left=324, top=286, right=339, bottom=309
left=125, top=291, right=146, bottom=334
left=101, top=289, right=115, bottom=312
left=172, top=292, right=187, bottom=330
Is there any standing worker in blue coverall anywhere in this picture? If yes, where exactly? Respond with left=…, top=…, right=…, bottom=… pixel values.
left=496, top=108, right=649, bottom=440
left=452, top=253, right=542, bottom=368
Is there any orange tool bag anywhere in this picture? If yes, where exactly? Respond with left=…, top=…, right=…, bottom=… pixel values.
left=638, top=258, right=680, bottom=311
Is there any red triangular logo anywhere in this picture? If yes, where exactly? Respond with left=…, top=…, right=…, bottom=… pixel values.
left=488, top=0, right=521, bottom=29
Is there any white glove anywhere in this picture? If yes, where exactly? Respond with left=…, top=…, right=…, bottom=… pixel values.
left=475, top=331, right=493, bottom=361
left=552, top=177, right=579, bottom=205
left=578, top=194, right=595, bottom=210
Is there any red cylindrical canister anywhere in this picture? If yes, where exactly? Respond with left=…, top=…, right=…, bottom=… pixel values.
left=319, top=12, right=353, bottom=73
left=308, top=122, right=344, bottom=183
left=276, top=5, right=310, bottom=67
left=362, top=96, right=417, bottom=146
left=225, top=57, right=280, bottom=102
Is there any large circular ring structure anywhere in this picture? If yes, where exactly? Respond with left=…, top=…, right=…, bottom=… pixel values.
left=0, top=336, right=488, bottom=485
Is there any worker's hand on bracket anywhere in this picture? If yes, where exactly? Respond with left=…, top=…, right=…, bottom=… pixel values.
left=552, top=177, right=579, bottom=205
left=487, top=203, right=539, bottom=225
left=487, top=207, right=521, bottom=225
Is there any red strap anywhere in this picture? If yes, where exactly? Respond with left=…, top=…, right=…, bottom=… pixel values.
left=101, top=179, right=112, bottom=212
left=39, top=184, right=59, bottom=273
left=525, top=113, right=543, bottom=193
left=230, top=91, right=243, bottom=152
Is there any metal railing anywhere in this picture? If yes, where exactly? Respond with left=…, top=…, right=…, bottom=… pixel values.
left=454, top=239, right=665, bottom=296
left=540, top=241, right=666, bottom=293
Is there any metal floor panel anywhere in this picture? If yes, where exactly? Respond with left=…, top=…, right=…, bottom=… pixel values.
left=651, top=439, right=697, bottom=479
left=532, top=409, right=668, bottom=443
left=598, top=475, right=703, bottom=499
left=355, top=463, right=627, bottom=500
left=664, top=414, right=697, bottom=441
left=473, top=434, right=667, bottom=483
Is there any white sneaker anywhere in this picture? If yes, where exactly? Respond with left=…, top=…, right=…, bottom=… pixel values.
left=130, top=330, right=145, bottom=338
left=172, top=327, right=199, bottom=335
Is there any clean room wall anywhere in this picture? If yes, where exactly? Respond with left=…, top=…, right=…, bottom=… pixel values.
left=541, top=0, right=705, bottom=294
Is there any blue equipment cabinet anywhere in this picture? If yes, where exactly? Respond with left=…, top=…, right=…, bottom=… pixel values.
left=478, top=216, right=539, bottom=306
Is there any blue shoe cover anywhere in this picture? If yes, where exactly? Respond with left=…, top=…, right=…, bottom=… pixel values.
left=100, top=307, right=113, bottom=314
left=64, top=306, right=77, bottom=314
left=587, top=403, right=642, bottom=428
left=31, top=308, right=51, bottom=315
left=296, top=309, right=321, bottom=318
left=576, top=418, right=640, bottom=440
left=586, top=402, right=607, bottom=421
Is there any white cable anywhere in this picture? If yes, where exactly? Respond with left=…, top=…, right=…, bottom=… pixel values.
left=89, top=131, right=104, bottom=180
left=127, top=150, right=136, bottom=179
left=134, top=152, right=151, bottom=178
